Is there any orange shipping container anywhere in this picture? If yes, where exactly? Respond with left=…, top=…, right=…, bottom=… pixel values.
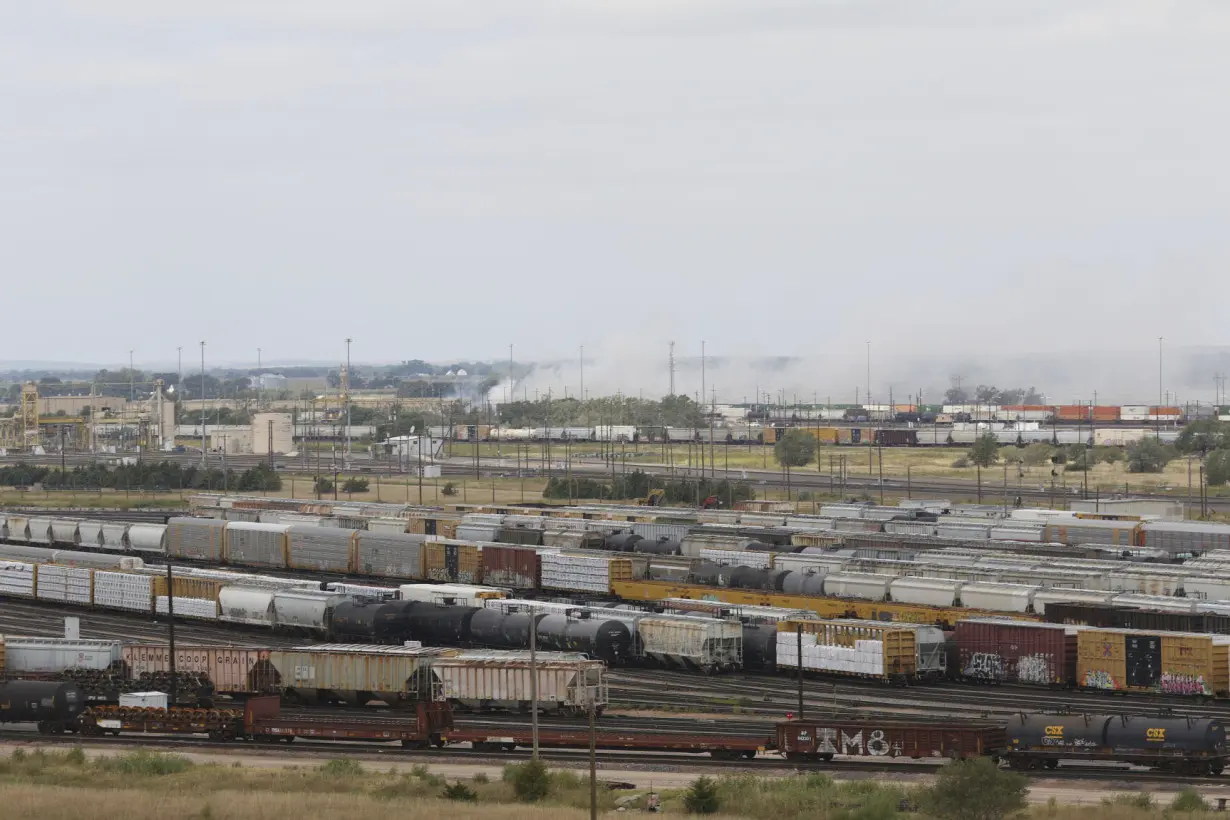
left=1091, top=406, right=1120, bottom=421
left=1055, top=405, right=1089, bottom=422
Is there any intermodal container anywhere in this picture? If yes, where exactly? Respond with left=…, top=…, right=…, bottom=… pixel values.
left=1055, top=405, right=1090, bottom=422
left=953, top=619, right=1075, bottom=686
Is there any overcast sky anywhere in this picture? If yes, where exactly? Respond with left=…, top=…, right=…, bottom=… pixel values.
left=4, top=1, right=1228, bottom=401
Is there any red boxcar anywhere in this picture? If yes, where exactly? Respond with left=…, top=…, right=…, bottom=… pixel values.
left=479, top=544, right=541, bottom=588
left=777, top=718, right=1005, bottom=761
left=953, top=619, right=1076, bottom=686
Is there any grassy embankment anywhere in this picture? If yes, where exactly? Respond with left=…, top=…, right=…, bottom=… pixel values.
left=0, top=749, right=1221, bottom=820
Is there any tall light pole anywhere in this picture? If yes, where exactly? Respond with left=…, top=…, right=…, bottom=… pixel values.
left=579, top=345, right=584, bottom=407
left=865, top=341, right=871, bottom=410
left=200, top=341, right=207, bottom=467
left=345, top=338, right=353, bottom=465
left=507, top=343, right=514, bottom=406
left=129, top=350, right=135, bottom=401
left=177, top=347, right=182, bottom=386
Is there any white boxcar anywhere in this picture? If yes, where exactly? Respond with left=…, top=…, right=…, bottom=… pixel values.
left=959, top=582, right=1038, bottom=613
left=167, top=517, right=226, bottom=561
left=636, top=615, right=742, bottom=672
left=286, top=525, right=354, bottom=573
left=431, top=651, right=607, bottom=714
left=773, top=554, right=847, bottom=576
left=92, top=570, right=153, bottom=613
left=219, top=586, right=278, bottom=626
left=355, top=531, right=426, bottom=579
left=225, top=522, right=290, bottom=568
left=889, top=577, right=963, bottom=607
left=35, top=564, right=93, bottom=605
left=821, top=572, right=895, bottom=601
left=1182, top=577, right=1230, bottom=601
left=2, top=638, right=122, bottom=674
left=399, top=583, right=506, bottom=607
left=127, top=523, right=167, bottom=554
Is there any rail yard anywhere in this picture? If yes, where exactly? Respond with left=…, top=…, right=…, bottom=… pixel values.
left=3, top=494, right=1230, bottom=788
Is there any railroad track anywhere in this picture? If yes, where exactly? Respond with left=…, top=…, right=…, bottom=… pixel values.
left=0, top=726, right=1221, bottom=784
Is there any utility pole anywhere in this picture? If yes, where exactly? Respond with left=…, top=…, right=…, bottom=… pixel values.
left=865, top=340, right=871, bottom=409
left=166, top=562, right=177, bottom=706
left=199, top=341, right=207, bottom=468
left=579, top=345, right=584, bottom=406
left=530, top=612, right=539, bottom=759
left=344, top=337, right=353, bottom=466
left=508, top=343, right=514, bottom=406
left=176, top=347, right=182, bottom=386
left=1158, top=336, right=1164, bottom=439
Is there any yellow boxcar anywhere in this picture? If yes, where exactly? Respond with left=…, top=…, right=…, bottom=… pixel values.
left=152, top=576, right=225, bottom=603
left=1077, top=628, right=1230, bottom=697
left=790, top=532, right=844, bottom=548
left=424, top=541, right=483, bottom=583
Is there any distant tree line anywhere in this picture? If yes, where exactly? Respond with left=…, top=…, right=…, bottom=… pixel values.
left=542, top=469, right=753, bottom=504
left=0, top=461, right=281, bottom=492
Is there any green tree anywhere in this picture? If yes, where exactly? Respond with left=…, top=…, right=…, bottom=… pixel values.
left=341, top=477, right=370, bottom=497
left=314, top=477, right=335, bottom=494
left=1170, top=789, right=1207, bottom=813
left=683, top=776, right=721, bottom=814
left=507, top=759, right=550, bottom=802
left=1126, top=437, right=1175, bottom=473
left=774, top=429, right=816, bottom=499
left=1207, top=449, right=1230, bottom=486
left=1177, top=419, right=1230, bottom=455
left=969, top=433, right=999, bottom=468
left=921, top=757, right=1027, bottom=820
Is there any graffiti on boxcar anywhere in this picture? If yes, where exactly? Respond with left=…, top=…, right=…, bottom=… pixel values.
left=1015, top=654, right=1054, bottom=685
left=964, top=653, right=1005, bottom=681
left=813, top=728, right=901, bottom=757
left=1083, top=669, right=1119, bottom=690
left=1159, top=672, right=1211, bottom=697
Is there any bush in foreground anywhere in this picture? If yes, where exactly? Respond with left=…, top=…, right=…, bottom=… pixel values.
left=920, top=757, right=1026, bottom=820
left=683, top=776, right=720, bottom=814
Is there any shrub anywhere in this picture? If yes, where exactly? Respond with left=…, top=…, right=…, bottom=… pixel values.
left=314, top=477, right=335, bottom=494
left=65, top=747, right=87, bottom=766
left=96, top=751, right=193, bottom=776
left=442, top=481, right=458, bottom=496
left=319, top=758, right=363, bottom=777
left=472, top=772, right=490, bottom=785
left=341, top=477, right=369, bottom=494
left=507, top=758, right=550, bottom=802
left=1021, top=443, right=1054, bottom=466
left=1170, top=789, right=1207, bottom=812
left=1102, top=792, right=1154, bottom=809
left=684, top=776, right=721, bottom=814
left=442, top=782, right=477, bottom=802
left=1126, top=438, right=1175, bottom=473
left=951, top=456, right=971, bottom=468
left=920, top=757, right=1026, bottom=820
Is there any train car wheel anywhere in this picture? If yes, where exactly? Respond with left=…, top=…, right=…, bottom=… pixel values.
left=1043, top=760, right=1058, bottom=770
left=1209, top=762, right=1224, bottom=776
left=820, top=753, right=834, bottom=762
